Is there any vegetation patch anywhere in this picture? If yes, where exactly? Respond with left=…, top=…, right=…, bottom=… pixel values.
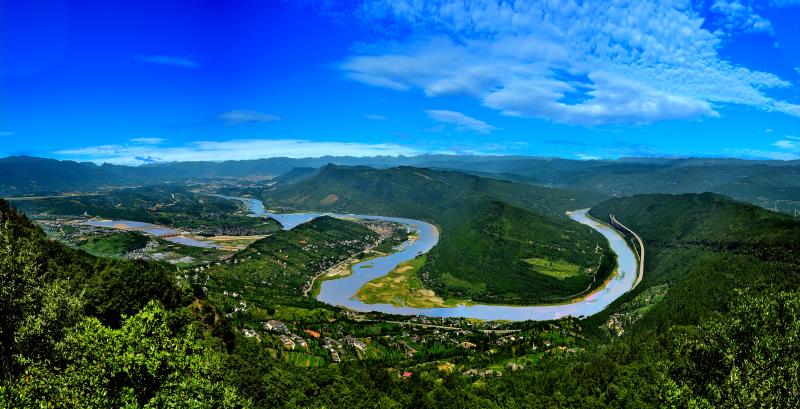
left=523, top=257, right=583, bottom=280
left=76, top=231, right=150, bottom=258
left=356, top=255, right=470, bottom=308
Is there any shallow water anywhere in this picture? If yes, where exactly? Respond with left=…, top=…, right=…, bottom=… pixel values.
left=82, top=220, right=217, bottom=248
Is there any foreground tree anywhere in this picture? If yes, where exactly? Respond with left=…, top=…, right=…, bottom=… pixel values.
left=2, top=301, right=249, bottom=408
left=663, top=290, right=800, bottom=407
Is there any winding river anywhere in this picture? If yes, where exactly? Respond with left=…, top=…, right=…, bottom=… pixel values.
left=226, top=195, right=639, bottom=321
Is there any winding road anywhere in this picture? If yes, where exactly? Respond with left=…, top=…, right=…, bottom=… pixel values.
left=610, top=214, right=645, bottom=290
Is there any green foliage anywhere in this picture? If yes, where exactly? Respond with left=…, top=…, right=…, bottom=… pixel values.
left=0, top=199, right=185, bottom=377
left=0, top=199, right=92, bottom=378
left=84, top=259, right=184, bottom=327
left=5, top=301, right=249, bottom=408
left=663, top=290, right=800, bottom=407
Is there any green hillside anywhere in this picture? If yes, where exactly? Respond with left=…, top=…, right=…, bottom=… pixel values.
left=586, top=192, right=800, bottom=333
left=265, top=165, right=611, bottom=304
left=421, top=200, right=615, bottom=304
left=204, top=216, right=380, bottom=315
left=265, top=164, right=605, bottom=219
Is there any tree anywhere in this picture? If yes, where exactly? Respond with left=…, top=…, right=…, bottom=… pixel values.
left=663, top=290, right=800, bottom=408
left=5, top=301, right=250, bottom=408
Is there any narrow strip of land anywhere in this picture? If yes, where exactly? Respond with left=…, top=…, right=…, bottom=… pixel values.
left=610, top=215, right=645, bottom=290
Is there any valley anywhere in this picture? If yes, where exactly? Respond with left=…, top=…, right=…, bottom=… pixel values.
left=2, top=158, right=800, bottom=408
left=6, top=1, right=800, bottom=405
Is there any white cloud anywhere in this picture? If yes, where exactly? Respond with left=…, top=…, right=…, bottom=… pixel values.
left=218, top=110, right=281, bottom=125
left=773, top=137, right=800, bottom=149
left=341, top=0, right=800, bottom=126
left=130, top=137, right=166, bottom=145
left=576, top=154, right=601, bottom=160
left=53, top=138, right=422, bottom=165
left=773, top=140, right=798, bottom=149
left=426, top=109, right=496, bottom=133
left=711, top=0, right=774, bottom=35
left=135, top=55, right=198, bottom=68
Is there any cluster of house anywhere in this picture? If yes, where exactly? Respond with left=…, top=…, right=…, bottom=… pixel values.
left=462, top=368, right=503, bottom=378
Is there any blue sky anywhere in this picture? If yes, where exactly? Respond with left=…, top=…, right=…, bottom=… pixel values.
left=2, top=0, right=800, bottom=164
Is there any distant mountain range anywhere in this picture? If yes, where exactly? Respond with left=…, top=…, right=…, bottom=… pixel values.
left=3, top=154, right=800, bottom=216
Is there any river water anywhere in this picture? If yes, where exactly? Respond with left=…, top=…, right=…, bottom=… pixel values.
left=226, top=195, right=638, bottom=321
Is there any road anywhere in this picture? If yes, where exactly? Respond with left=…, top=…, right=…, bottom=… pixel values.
left=355, top=319, right=520, bottom=334
left=609, top=215, right=645, bottom=290
left=302, top=241, right=384, bottom=297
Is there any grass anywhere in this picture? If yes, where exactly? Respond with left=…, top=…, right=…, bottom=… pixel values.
left=523, top=257, right=584, bottom=280
left=355, top=255, right=471, bottom=308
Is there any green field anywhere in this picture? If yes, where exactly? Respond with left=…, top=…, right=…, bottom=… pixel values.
left=75, top=231, right=150, bottom=258
left=356, top=255, right=470, bottom=308
left=523, top=257, right=584, bottom=280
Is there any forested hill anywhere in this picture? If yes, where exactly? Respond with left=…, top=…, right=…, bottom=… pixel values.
left=264, top=164, right=605, bottom=220
left=420, top=199, right=616, bottom=304
left=482, top=192, right=800, bottom=407
left=591, top=192, right=800, bottom=247
left=265, top=165, right=612, bottom=304
left=0, top=199, right=252, bottom=406
left=5, top=155, right=800, bottom=219
left=587, top=193, right=800, bottom=332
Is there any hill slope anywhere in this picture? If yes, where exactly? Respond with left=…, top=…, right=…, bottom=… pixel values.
left=587, top=192, right=800, bottom=333
left=203, top=216, right=380, bottom=315
left=420, top=200, right=616, bottom=303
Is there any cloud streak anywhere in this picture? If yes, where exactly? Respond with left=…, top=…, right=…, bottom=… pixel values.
left=341, top=0, right=800, bottom=126
left=426, top=109, right=496, bottom=134
left=218, top=110, right=281, bottom=125
left=130, top=137, right=166, bottom=145
left=53, top=138, right=422, bottom=165
left=135, top=55, right=198, bottom=68
left=364, top=114, right=388, bottom=121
